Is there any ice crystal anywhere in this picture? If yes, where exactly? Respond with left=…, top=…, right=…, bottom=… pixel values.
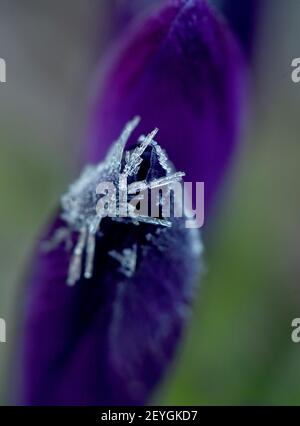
left=109, top=244, right=138, bottom=278
left=139, top=136, right=172, bottom=175
left=148, top=172, right=185, bottom=189
left=41, top=227, right=72, bottom=253
left=153, top=142, right=172, bottom=175
left=123, top=128, right=158, bottom=177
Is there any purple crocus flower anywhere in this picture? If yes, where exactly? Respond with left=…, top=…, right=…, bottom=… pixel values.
left=19, top=0, right=246, bottom=406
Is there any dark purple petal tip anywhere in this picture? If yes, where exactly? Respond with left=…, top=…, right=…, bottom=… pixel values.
left=87, top=0, right=246, bottom=212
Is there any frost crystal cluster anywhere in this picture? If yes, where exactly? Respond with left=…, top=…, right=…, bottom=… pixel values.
left=43, top=117, right=200, bottom=286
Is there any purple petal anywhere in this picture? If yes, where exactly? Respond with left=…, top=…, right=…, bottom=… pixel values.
left=87, top=0, right=246, bottom=211
left=213, top=0, right=261, bottom=57
left=20, top=137, right=201, bottom=406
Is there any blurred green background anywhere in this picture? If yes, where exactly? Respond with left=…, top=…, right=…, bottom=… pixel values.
left=0, top=0, right=300, bottom=405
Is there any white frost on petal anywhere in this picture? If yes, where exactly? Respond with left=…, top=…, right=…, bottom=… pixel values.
left=109, top=244, right=138, bottom=278
left=45, top=117, right=196, bottom=286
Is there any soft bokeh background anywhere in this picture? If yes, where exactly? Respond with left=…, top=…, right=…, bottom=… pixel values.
left=0, top=0, right=299, bottom=405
